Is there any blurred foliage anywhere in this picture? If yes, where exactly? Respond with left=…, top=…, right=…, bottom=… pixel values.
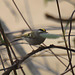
left=44, top=0, right=55, bottom=5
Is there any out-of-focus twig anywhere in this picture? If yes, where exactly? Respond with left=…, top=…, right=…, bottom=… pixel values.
left=45, top=13, right=75, bottom=22
left=56, top=0, right=74, bottom=74
left=65, top=10, right=75, bottom=72
left=0, top=21, right=17, bottom=75
left=12, top=0, right=32, bottom=31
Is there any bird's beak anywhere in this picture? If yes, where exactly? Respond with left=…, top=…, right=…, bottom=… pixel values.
left=40, top=33, right=60, bottom=39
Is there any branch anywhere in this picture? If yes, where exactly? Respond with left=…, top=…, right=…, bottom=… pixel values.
left=2, top=44, right=75, bottom=75
left=45, top=13, right=75, bottom=22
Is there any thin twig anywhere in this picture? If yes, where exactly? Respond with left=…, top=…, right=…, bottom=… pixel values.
left=0, top=22, right=17, bottom=75
left=45, top=13, right=75, bottom=22
left=12, top=0, right=32, bottom=31
left=20, top=67, right=26, bottom=75
left=61, top=65, right=75, bottom=75
left=65, top=10, right=75, bottom=72
left=68, top=10, right=75, bottom=57
left=0, top=55, right=6, bottom=71
left=43, top=43, right=67, bottom=67
left=56, top=0, right=74, bottom=74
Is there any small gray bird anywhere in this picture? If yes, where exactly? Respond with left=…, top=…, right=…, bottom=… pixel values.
left=15, top=28, right=47, bottom=45
left=15, top=28, right=60, bottom=45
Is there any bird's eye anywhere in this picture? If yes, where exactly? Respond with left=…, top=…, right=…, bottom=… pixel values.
left=28, top=33, right=32, bottom=37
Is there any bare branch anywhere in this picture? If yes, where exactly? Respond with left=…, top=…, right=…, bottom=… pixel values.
left=2, top=44, right=75, bottom=75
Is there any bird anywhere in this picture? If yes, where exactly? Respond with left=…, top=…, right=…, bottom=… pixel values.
left=15, top=28, right=47, bottom=45
left=15, top=28, right=60, bottom=45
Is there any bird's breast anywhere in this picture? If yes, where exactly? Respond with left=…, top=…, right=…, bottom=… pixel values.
left=25, top=36, right=45, bottom=45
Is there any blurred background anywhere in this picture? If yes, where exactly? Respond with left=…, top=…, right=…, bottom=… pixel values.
left=0, top=0, right=75, bottom=75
